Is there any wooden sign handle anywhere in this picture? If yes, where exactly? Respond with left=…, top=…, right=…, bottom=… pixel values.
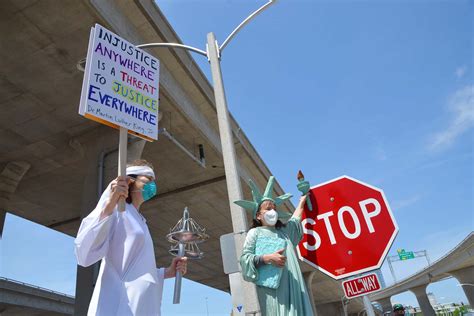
left=118, top=127, right=128, bottom=212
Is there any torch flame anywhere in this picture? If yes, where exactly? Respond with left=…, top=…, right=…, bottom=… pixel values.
left=297, top=170, right=305, bottom=181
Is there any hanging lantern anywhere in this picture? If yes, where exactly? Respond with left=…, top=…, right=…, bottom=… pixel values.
left=166, top=207, right=209, bottom=304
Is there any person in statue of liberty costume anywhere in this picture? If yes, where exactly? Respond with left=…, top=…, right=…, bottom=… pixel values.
left=235, top=176, right=314, bottom=316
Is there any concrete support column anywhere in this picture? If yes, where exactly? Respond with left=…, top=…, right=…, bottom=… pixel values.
left=0, top=161, right=31, bottom=238
left=376, top=297, right=392, bottom=314
left=410, top=284, right=436, bottom=316
left=74, top=140, right=105, bottom=316
left=303, top=271, right=318, bottom=316
left=450, top=266, right=474, bottom=307
left=74, top=265, right=96, bottom=316
left=316, top=302, right=345, bottom=316
left=0, top=209, right=6, bottom=238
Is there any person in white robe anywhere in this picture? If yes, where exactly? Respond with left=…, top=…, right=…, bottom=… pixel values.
left=74, top=160, right=187, bottom=316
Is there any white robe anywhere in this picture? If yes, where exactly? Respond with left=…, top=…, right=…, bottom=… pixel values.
left=74, top=185, right=165, bottom=316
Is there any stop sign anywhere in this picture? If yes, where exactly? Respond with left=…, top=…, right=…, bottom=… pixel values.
left=297, top=176, right=398, bottom=280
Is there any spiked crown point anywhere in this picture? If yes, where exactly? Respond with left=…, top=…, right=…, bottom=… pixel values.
left=234, top=176, right=293, bottom=219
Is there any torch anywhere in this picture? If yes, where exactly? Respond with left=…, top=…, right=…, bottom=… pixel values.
left=297, top=170, right=312, bottom=211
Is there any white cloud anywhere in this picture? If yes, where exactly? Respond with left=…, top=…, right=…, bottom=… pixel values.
left=428, top=85, right=474, bottom=151
left=416, top=151, right=472, bottom=172
left=375, top=146, right=388, bottom=161
left=391, top=194, right=421, bottom=211
left=455, top=66, right=467, bottom=79
left=417, top=229, right=470, bottom=262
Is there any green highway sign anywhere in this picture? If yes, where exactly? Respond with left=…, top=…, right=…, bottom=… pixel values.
left=397, top=249, right=415, bottom=260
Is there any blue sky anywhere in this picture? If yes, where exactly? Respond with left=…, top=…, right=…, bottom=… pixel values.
left=1, top=0, right=472, bottom=313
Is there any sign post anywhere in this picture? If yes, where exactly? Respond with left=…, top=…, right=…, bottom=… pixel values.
left=118, top=127, right=128, bottom=211
left=387, top=249, right=431, bottom=282
left=78, top=24, right=160, bottom=211
left=363, top=296, right=376, bottom=316
left=297, top=175, right=398, bottom=280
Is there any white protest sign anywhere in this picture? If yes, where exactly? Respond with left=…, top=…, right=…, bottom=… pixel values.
left=79, top=24, right=159, bottom=141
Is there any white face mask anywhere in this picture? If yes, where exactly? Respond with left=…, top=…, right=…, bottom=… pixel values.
left=263, top=209, right=278, bottom=226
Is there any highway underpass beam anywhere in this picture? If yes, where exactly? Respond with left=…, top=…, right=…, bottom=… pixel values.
left=410, top=284, right=436, bottom=316
left=450, top=266, right=474, bottom=307
left=0, top=277, right=74, bottom=314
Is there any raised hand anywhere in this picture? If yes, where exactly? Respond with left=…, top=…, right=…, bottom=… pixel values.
left=109, top=176, right=130, bottom=204
left=100, top=176, right=131, bottom=220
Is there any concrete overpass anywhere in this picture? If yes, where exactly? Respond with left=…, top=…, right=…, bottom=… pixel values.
left=0, top=0, right=368, bottom=314
left=370, top=233, right=474, bottom=316
left=0, top=277, right=74, bottom=315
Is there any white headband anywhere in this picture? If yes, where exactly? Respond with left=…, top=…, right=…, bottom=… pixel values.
left=126, top=166, right=155, bottom=179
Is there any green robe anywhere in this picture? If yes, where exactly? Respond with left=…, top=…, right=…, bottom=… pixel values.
left=240, top=215, right=314, bottom=316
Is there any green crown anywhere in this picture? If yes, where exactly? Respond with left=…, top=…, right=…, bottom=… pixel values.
left=234, top=176, right=293, bottom=219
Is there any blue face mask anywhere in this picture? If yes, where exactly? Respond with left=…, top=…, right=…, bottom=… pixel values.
left=142, top=181, right=157, bottom=201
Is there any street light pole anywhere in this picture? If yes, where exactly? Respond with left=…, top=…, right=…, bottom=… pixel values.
left=136, top=1, right=277, bottom=314
left=207, top=31, right=260, bottom=315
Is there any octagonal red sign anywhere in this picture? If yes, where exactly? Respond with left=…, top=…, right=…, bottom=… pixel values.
left=297, top=176, right=398, bottom=279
